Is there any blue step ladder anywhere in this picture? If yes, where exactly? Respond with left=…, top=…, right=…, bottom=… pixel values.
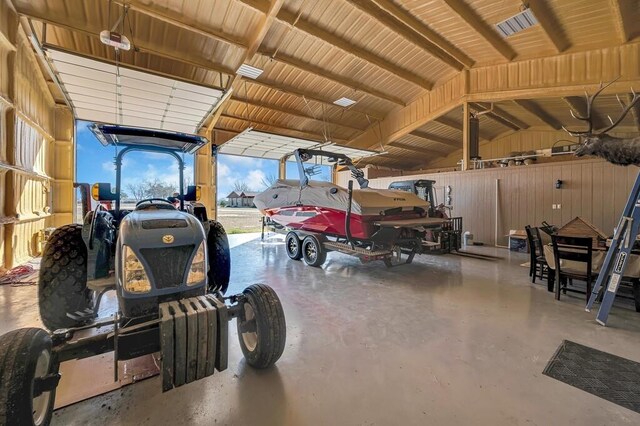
left=585, top=171, right=640, bottom=325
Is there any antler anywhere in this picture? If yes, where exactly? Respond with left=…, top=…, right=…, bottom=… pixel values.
left=598, top=89, right=640, bottom=134
left=562, top=79, right=617, bottom=136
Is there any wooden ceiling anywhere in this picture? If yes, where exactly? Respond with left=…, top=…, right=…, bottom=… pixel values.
left=13, top=0, right=640, bottom=167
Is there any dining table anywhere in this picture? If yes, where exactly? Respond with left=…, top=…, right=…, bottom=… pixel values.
left=543, top=245, right=640, bottom=312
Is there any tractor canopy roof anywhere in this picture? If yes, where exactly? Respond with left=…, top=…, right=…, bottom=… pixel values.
left=89, top=123, right=208, bottom=154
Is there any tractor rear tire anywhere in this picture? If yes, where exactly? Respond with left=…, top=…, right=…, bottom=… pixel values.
left=38, top=224, right=92, bottom=331
left=237, top=284, right=286, bottom=369
left=0, top=328, right=57, bottom=426
left=207, top=220, right=231, bottom=294
left=285, top=232, right=302, bottom=260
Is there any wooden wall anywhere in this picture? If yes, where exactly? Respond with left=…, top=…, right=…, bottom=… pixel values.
left=338, top=158, right=638, bottom=247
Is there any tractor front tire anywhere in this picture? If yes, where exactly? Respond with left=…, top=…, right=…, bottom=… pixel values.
left=38, top=224, right=92, bottom=331
left=0, top=328, right=57, bottom=426
left=237, top=284, right=286, bottom=369
left=207, top=220, right=231, bottom=294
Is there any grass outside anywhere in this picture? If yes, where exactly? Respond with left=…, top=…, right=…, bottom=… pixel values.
left=216, top=207, right=263, bottom=234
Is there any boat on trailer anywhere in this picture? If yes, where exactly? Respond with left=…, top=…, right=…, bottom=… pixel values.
left=254, top=148, right=449, bottom=267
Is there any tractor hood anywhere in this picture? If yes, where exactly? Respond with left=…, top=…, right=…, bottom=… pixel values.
left=119, top=209, right=206, bottom=247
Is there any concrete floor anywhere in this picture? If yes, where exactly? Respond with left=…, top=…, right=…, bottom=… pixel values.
left=2, top=235, right=640, bottom=425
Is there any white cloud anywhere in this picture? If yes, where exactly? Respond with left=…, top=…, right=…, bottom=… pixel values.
left=102, top=161, right=115, bottom=172
left=102, top=156, right=135, bottom=172
left=247, top=169, right=267, bottom=190
left=76, top=123, right=93, bottom=138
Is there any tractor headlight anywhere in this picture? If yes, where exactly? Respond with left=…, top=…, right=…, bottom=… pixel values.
left=122, top=246, right=151, bottom=293
left=186, top=241, right=206, bottom=286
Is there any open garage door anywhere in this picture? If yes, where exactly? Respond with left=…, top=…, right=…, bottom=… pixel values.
left=45, top=49, right=226, bottom=134
left=218, top=128, right=380, bottom=161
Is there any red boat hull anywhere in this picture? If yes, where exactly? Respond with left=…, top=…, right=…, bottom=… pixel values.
left=265, top=205, right=422, bottom=240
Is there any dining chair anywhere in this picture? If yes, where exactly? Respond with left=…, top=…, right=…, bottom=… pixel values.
left=551, top=235, right=597, bottom=303
left=525, top=225, right=548, bottom=283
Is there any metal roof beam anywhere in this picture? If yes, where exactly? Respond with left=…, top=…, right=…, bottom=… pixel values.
left=246, top=78, right=385, bottom=120
left=608, top=0, right=636, bottom=43
left=220, top=113, right=348, bottom=143
left=409, top=130, right=459, bottom=147
left=442, top=0, right=516, bottom=61
left=527, top=1, right=570, bottom=52
left=469, top=103, right=527, bottom=131
left=238, top=0, right=271, bottom=14
left=276, top=7, right=434, bottom=89
left=388, top=142, right=448, bottom=157
left=19, top=13, right=237, bottom=77
left=229, top=96, right=365, bottom=132
left=112, top=0, right=248, bottom=48
left=512, top=99, right=563, bottom=130
left=257, top=50, right=406, bottom=106
left=371, top=0, right=474, bottom=68
left=346, top=0, right=465, bottom=71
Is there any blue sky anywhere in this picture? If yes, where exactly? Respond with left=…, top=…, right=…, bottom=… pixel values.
left=76, top=121, right=330, bottom=200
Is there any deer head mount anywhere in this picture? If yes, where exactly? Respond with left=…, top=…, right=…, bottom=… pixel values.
left=563, top=79, right=640, bottom=166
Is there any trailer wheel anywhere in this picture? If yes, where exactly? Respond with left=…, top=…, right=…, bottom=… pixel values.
left=207, top=220, right=231, bottom=294
left=0, top=328, right=58, bottom=426
left=302, top=235, right=326, bottom=267
left=237, top=284, right=286, bottom=369
left=38, top=224, right=92, bottom=331
left=285, top=232, right=302, bottom=260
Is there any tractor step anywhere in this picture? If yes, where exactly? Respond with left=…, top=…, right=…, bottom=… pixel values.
left=159, top=295, right=228, bottom=392
left=86, top=275, right=116, bottom=291
left=323, top=241, right=391, bottom=257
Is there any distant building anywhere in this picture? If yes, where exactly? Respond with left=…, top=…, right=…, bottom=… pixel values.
left=225, top=191, right=258, bottom=207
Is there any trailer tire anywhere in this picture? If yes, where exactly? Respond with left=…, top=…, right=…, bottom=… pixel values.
left=237, top=284, right=286, bottom=369
left=207, top=220, right=231, bottom=294
left=285, top=232, right=302, bottom=260
left=0, top=328, right=58, bottom=426
left=302, top=235, right=326, bottom=267
left=38, top=224, right=92, bottom=331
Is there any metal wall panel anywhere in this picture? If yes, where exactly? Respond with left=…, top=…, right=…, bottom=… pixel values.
left=52, top=108, right=74, bottom=227
left=343, top=158, right=637, bottom=247
left=1, top=17, right=74, bottom=269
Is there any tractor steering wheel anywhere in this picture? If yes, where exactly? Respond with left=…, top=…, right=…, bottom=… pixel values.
left=135, top=198, right=174, bottom=207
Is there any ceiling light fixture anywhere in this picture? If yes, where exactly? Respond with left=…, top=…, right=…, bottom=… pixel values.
left=333, top=97, right=357, bottom=107
left=236, top=64, right=263, bottom=79
left=495, top=7, right=538, bottom=38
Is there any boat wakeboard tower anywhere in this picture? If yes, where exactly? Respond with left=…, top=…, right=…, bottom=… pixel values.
left=255, top=148, right=451, bottom=267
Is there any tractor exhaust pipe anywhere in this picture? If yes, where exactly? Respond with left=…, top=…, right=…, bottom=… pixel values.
left=74, top=183, right=92, bottom=220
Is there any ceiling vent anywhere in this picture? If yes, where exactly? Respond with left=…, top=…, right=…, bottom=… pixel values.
left=236, top=64, right=263, bottom=79
left=495, top=7, right=538, bottom=38
left=333, top=97, right=357, bottom=107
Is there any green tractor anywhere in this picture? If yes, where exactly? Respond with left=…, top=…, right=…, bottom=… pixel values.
left=0, top=125, right=286, bottom=426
